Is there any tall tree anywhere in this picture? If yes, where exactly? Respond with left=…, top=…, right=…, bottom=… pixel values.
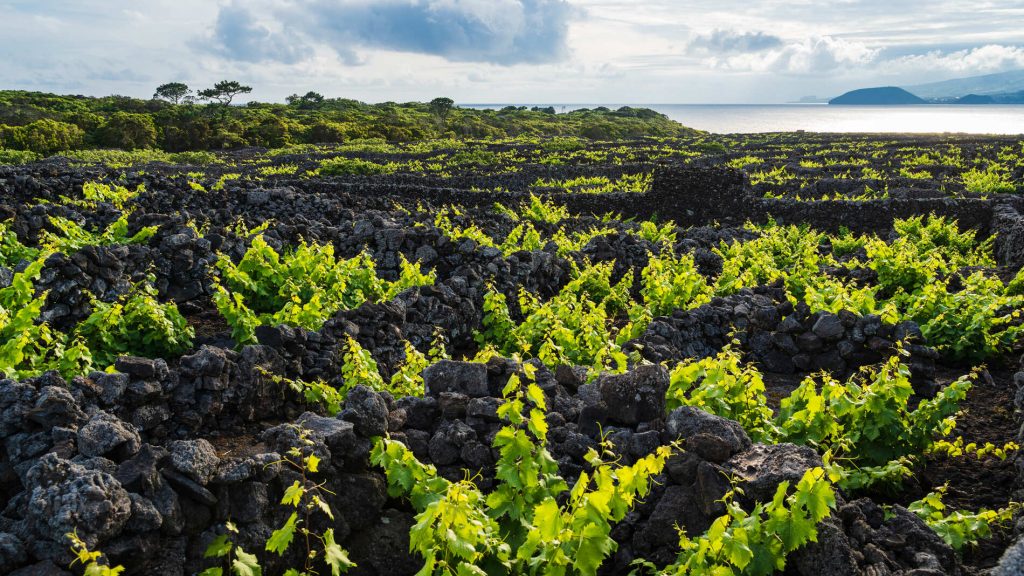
left=286, top=91, right=325, bottom=109
left=429, top=97, right=455, bottom=128
left=153, top=82, right=191, bottom=104
left=197, top=81, right=253, bottom=106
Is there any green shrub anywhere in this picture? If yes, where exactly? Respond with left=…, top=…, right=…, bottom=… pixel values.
left=98, top=112, right=158, bottom=149
left=74, top=279, right=194, bottom=367
left=0, top=148, right=40, bottom=164
left=0, top=119, right=84, bottom=154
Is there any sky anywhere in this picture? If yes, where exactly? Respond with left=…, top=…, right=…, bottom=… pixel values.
left=3, top=0, right=1024, bottom=104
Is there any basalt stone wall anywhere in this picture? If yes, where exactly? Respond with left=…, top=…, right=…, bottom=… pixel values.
left=0, top=356, right=962, bottom=576
left=625, top=285, right=939, bottom=392
left=994, top=205, right=1024, bottom=269
left=993, top=354, right=1024, bottom=576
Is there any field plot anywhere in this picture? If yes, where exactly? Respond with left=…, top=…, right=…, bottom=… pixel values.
left=1, top=135, right=1023, bottom=575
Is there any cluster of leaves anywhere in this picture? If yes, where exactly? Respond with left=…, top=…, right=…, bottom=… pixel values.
left=0, top=219, right=39, bottom=267
left=668, top=345, right=975, bottom=468
left=0, top=259, right=92, bottom=378
left=477, top=262, right=633, bottom=375
left=201, top=428, right=354, bottom=576
left=40, top=213, right=157, bottom=253
left=907, top=486, right=1022, bottom=551
left=494, top=193, right=570, bottom=224
left=213, top=235, right=435, bottom=345
left=639, top=467, right=836, bottom=576
left=67, top=531, right=125, bottom=576
left=372, top=365, right=672, bottom=576
left=714, top=222, right=823, bottom=299
left=60, top=181, right=145, bottom=210
left=73, top=277, right=194, bottom=368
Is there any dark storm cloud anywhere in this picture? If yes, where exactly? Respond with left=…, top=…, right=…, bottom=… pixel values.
left=689, top=29, right=784, bottom=54
left=203, top=0, right=575, bottom=66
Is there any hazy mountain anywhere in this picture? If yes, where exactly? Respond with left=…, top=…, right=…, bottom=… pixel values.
left=905, top=70, right=1024, bottom=99
left=829, top=87, right=926, bottom=105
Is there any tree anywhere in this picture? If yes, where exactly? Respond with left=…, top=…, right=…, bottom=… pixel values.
left=429, top=97, right=455, bottom=128
left=154, top=82, right=191, bottom=104
left=197, top=80, right=253, bottom=106
left=98, top=112, right=157, bottom=149
left=286, top=91, right=325, bottom=109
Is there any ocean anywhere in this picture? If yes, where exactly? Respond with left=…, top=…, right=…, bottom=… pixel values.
left=460, top=103, right=1024, bottom=135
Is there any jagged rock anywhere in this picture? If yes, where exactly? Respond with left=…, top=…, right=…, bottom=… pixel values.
left=666, top=406, right=752, bottom=463
left=167, top=439, right=220, bottom=485
left=114, top=356, right=169, bottom=381
left=595, top=364, right=669, bottom=425
left=77, top=412, right=141, bottom=460
left=25, top=454, right=132, bottom=550
left=341, top=385, right=390, bottom=437
left=994, top=537, right=1024, bottom=576
left=423, top=360, right=490, bottom=398
left=725, top=443, right=822, bottom=502
left=0, top=532, right=27, bottom=569
left=27, top=386, right=85, bottom=429
left=345, top=509, right=419, bottom=576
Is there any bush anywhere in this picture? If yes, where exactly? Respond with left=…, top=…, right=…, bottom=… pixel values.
left=0, top=148, right=41, bottom=165
left=0, top=119, right=85, bottom=154
left=98, top=112, right=158, bottom=149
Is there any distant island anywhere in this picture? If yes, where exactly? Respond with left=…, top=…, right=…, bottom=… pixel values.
left=830, top=70, right=1024, bottom=105
left=829, top=87, right=925, bottom=105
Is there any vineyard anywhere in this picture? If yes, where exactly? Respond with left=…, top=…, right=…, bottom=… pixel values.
left=0, top=133, right=1023, bottom=576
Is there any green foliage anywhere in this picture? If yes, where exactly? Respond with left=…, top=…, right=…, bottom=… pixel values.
left=0, top=219, right=40, bottom=266
left=0, top=148, right=41, bottom=164
left=645, top=468, right=835, bottom=576
left=493, top=193, right=569, bottom=224
left=634, top=221, right=677, bottom=246
left=0, top=257, right=92, bottom=379
left=318, top=156, right=396, bottom=176
left=73, top=278, right=194, bottom=367
left=667, top=343, right=778, bottom=443
left=98, top=112, right=158, bottom=150
left=908, top=486, right=1021, bottom=551
left=669, top=346, right=975, bottom=468
left=776, top=353, right=974, bottom=466
left=67, top=531, right=125, bottom=576
left=640, top=250, right=712, bottom=317
left=0, top=118, right=84, bottom=154
left=829, top=227, right=868, bottom=257
left=1007, top=267, right=1024, bottom=296
left=962, top=166, right=1017, bottom=194
left=372, top=365, right=672, bottom=576
left=62, top=181, right=145, bottom=210
left=477, top=262, right=632, bottom=374
left=40, top=213, right=157, bottom=253
left=213, top=235, right=434, bottom=345
left=899, top=272, right=1024, bottom=362
left=714, top=223, right=823, bottom=298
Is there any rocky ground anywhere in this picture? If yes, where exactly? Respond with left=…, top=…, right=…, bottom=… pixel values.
left=1, top=138, right=1023, bottom=576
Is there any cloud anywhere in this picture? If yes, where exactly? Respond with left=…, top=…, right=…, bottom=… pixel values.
left=689, top=30, right=783, bottom=54
left=708, top=36, right=879, bottom=75
left=200, top=0, right=576, bottom=66
left=883, top=44, right=1024, bottom=74
left=201, top=2, right=313, bottom=64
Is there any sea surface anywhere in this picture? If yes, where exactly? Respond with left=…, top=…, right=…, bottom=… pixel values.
left=461, top=103, right=1024, bottom=135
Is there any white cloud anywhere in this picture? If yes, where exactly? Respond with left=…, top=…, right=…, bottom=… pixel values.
left=710, top=36, right=879, bottom=75
left=883, top=44, right=1024, bottom=74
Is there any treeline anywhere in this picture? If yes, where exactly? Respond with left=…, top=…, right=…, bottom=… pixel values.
left=0, top=83, right=693, bottom=155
